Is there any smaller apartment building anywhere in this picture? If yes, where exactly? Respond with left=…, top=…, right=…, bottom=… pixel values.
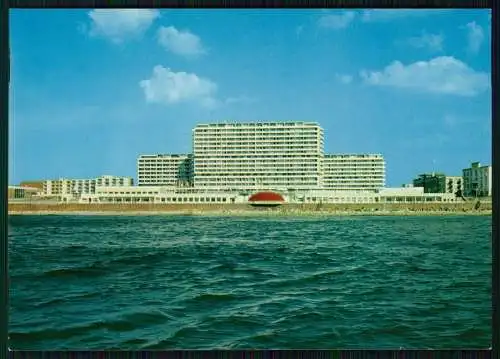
left=413, top=173, right=462, bottom=195
left=463, top=162, right=492, bottom=197
left=43, top=175, right=133, bottom=198
left=137, top=154, right=193, bottom=187
left=322, top=154, right=385, bottom=191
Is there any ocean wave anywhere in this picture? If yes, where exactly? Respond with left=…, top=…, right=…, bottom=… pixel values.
left=9, top=215, right=492, bottom=349
left=41, top=265, right=107, bottom=279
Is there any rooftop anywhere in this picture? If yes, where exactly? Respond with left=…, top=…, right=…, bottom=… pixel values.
left=324, top=154, right=384, bottom=158
left=194, top=121, right=321, bottom=128
left=139, top=154, right=191, bottom=159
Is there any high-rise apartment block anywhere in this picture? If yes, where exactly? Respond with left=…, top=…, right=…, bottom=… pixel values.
left=137, top=154, right=193, bottom=187
left=136, top=121, right=386, bottom=192
left=192, top=122, right=324, bottom=190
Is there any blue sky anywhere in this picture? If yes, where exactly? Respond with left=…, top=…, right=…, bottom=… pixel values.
left=9, top=9, right=491, bottom=186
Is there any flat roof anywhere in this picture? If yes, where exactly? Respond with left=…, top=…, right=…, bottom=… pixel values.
left=138, top=154, right=191, bottom=159
left=324, top=154, right=384, bottom=158
left=194, top=121, right=321, bottom=128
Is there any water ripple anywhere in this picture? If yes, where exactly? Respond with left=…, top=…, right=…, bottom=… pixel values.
left=8, top=214, right=491, bottom=349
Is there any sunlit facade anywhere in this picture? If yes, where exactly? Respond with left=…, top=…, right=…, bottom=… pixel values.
left=192, top=122, right=324, bottom=190
left=322, top=154, right=385, bottom=191
left=137, top=154, right=193, bottom=187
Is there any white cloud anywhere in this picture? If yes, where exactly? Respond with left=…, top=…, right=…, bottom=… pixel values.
left=465, top=21, right=484, bottom=54
left=140, top=66, right=218, bottom=108
left=157, top=26, right=206, bottom=57
left=87, top=9, right=159, bottom=43
left=335, top=74, right=353, bottom=84
left=360, top=56, right=490, bottom=97
left=361, top=9, right=437, bottom=22
left=318, top=11, right=356, bottom=29
left=408, top=32, right=444, bottom=52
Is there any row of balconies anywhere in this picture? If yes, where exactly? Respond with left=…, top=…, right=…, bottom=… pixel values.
left=324, top=162, right=385, bottom=165
left=194, top=127, right=320, bottom=132
left=194, top=176, right=319, bottom=180
left=194, top=163, right=319, bottom=167
left=323, top=167, right=385, bottom=170
left=324, top=175, right=385, bottom=179
left=194, top=155, right=321, bottom=159
left=193, top=138, right=321, bottom=142
left=138, top=170, right=191, bottom=173
left=194, top=148, right=320, bottom=153
left=193, top=140, right=320, bottom=144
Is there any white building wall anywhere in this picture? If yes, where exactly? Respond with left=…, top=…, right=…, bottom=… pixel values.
left=463, top=162, right=492, bottom=197
left=193, top=122, right=324, bottom=190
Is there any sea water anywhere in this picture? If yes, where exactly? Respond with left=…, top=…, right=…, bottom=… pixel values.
left=8, top=215, right=491, bottom=349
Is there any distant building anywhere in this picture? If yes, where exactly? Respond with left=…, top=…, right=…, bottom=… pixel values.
left=444, top=176, right=462, bottom=195
left=413, top=173, right=462, bottom=195
left=42, top=175, right=133, bottom=197
left=20, top=181, right=44, bottom=193
left=322, top=154, right=385, bottom=191
left=8, top=186, right=39, bottom=200
left=137, top=154, right=193, bottom=187
left=413, top=173, right=447, bottom=193
left=96, top=175, right=133, bottom=188
left=463, top=162, right=492, bottom=197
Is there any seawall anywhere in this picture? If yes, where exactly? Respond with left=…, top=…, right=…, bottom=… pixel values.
left=8, top=202, right=492, bottom=216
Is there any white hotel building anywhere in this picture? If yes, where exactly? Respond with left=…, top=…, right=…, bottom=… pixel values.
left=192, top=122, right=324, bottom=190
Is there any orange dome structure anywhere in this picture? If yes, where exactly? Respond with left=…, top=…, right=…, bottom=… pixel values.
left=248, top=191, right=285, bottom=207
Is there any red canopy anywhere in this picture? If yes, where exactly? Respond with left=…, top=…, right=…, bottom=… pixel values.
left=248, top=191, right=285, bottom=202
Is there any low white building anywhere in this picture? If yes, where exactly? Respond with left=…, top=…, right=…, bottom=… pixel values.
left=298, top=187, right=455, bottom=204
left=78, top=186, right=456, bottom=205
left=8, top=186, right=40, bottom=200
left=80, top=186, right=241, bottom=204
left=463, top=162, right=492, bottom=197
left=43, top=175, right=134, bottom=199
